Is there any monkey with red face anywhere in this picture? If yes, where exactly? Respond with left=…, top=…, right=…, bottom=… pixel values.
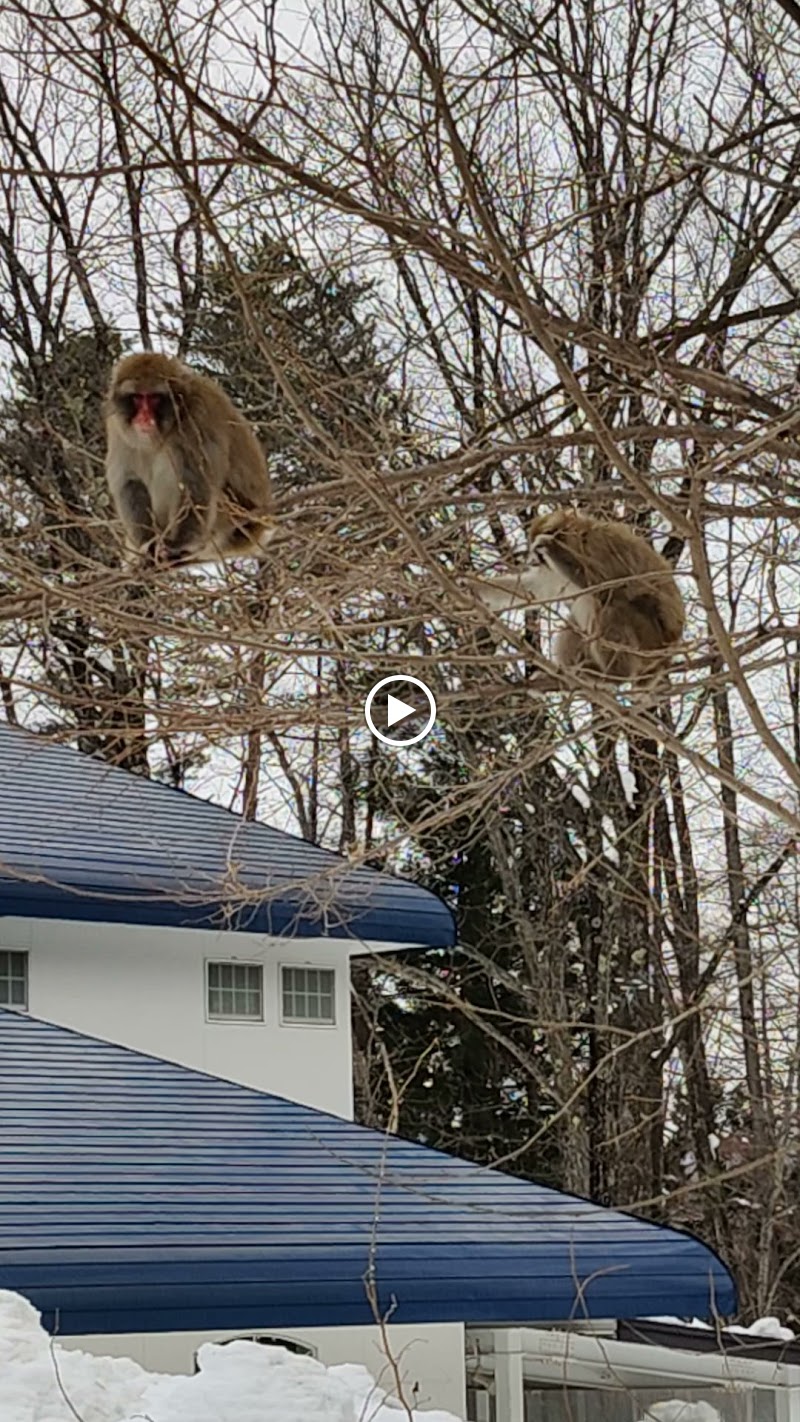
left=104, top=352, right=276, bottom=567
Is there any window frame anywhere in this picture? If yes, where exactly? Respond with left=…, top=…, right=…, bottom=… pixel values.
left=204, top=958, right=265, bottom=1024
left=194, top=1335, right=317, bottom=1371
left=279, top=963, right=337, bottom=1028
left=0, top=948, right=28, bottom=1012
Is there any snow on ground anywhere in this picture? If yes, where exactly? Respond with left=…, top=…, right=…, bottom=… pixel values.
left=0, top=1289, right=463, bottom=1422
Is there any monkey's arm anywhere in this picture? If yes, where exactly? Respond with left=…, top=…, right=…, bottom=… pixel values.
left=468, top=554, right=587, bottom=609
left=163, top=455, right=214, bottom=558
left=116, top=479, right=156, bottom=553
left=465, top=570, right=547, bottom=612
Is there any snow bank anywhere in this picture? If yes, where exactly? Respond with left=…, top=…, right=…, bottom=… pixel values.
left=0, top=1290, right=152, bottom=1422
left=0, top=1289, right=464, bottom=1422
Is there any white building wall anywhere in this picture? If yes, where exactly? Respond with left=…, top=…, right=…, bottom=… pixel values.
left=0, top=915, right=354, bottom=1118
left=60, top=1322, right=467, bottom=1417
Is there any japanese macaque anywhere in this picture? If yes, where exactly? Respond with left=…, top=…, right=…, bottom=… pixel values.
left=467, top=508, right=685, bottom=685
left=104, top=353, right=276, bottom=566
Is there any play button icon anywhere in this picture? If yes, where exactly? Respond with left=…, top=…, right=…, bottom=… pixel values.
left=364, top=675, right=438, bottom=747
left=387, top=693, right=417, bottom=729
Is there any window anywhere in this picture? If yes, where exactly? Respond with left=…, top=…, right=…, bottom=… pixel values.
left=469, top=1384, right=775, bottom=1422
left=195, top=1335, right=316, bottom=1371
left=281, top=965, right=336, bottom=1025
left=222, top=1335, right=317, bottom=1358
left=0, top=950, right=27, bottom=1010
left=206, top=961, right=263, bottom=1021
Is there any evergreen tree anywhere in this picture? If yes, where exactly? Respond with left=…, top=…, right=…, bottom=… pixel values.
left=353, top=693, right=677, bottom=1212
left=184, top=237, right=404, bottom=489
left=181, top=236, right=415, bottom=838
left=352, top=724, right=589, bottom=1191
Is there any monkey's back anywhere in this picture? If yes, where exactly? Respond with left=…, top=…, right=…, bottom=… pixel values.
left=535, top=509, right=685, bottom=649
left=180, top=367, right=271, bottom=506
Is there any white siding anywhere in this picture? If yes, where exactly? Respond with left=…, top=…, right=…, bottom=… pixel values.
left=60, top=1322, right=467, bottom=1417
left=0, top=915, right=354, bottom=1118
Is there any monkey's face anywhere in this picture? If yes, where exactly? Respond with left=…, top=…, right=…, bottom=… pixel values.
left=528, top=525, right=561, bottom=576
left=527, top=509, right=575, bottom=568
left=113, top=380, right=179, bottom=444
left=526, top=514, right=582, bottom=600
left=528, top=533, right=551, bottom=568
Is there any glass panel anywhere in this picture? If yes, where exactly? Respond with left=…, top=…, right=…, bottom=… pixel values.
left=0, top=952, right=27, bottom=1008
left=754, top=1392, right=778, bottom=1422
left=524, top=1387, right=627, bottom=1422
left=467, top=1387, right=494, bottom=1422
left=631, top=1386, right=773, bottom=1422
left=521, top=1385, right=775, bottom=1422
left=281, top=967, right=335, bottom=1022
left=208, top=963, right=263, bottom=1017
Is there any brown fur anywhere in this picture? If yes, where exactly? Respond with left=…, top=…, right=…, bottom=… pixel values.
left=471, top=508, right=685, bottom=685
left=104, top=352, right=275, bottom=566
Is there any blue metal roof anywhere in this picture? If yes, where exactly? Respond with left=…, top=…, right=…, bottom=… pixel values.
left=0, top=1010, right=736, bottom=1335
left=0, top=724, right=454, bottom=945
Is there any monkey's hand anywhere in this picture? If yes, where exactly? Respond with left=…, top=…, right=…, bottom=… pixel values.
left=157, top=540, right=196, bottom=568
left=123, top=536, right=161, bottom=570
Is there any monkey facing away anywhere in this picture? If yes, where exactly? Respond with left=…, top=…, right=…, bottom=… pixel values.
left=468, top=508, right=686, bottom=684
left=104, top=353, right=276, bottom=566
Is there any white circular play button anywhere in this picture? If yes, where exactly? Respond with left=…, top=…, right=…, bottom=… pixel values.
left=364, top=674, right=438, bottom=747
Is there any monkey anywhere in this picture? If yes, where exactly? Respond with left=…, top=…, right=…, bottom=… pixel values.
left=466, top=508, right=686, bottom=686
left=104, top=352, right=276, bottom=567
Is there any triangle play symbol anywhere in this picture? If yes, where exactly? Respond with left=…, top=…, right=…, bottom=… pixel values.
left=386, top=693, right=417, bottom=728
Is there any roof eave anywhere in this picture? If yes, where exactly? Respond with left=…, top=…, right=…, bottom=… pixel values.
left=0, top=876, right=457, bottom=948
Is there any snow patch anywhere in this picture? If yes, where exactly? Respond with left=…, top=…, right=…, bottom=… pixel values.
left=0, top=1289, right=154, bottom=1422
left=0, top=1289, right=463, bottom=1422
left=636, top=1404, right=722, bottom=1422
left=644, top=1314, right=795, bottom=1341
